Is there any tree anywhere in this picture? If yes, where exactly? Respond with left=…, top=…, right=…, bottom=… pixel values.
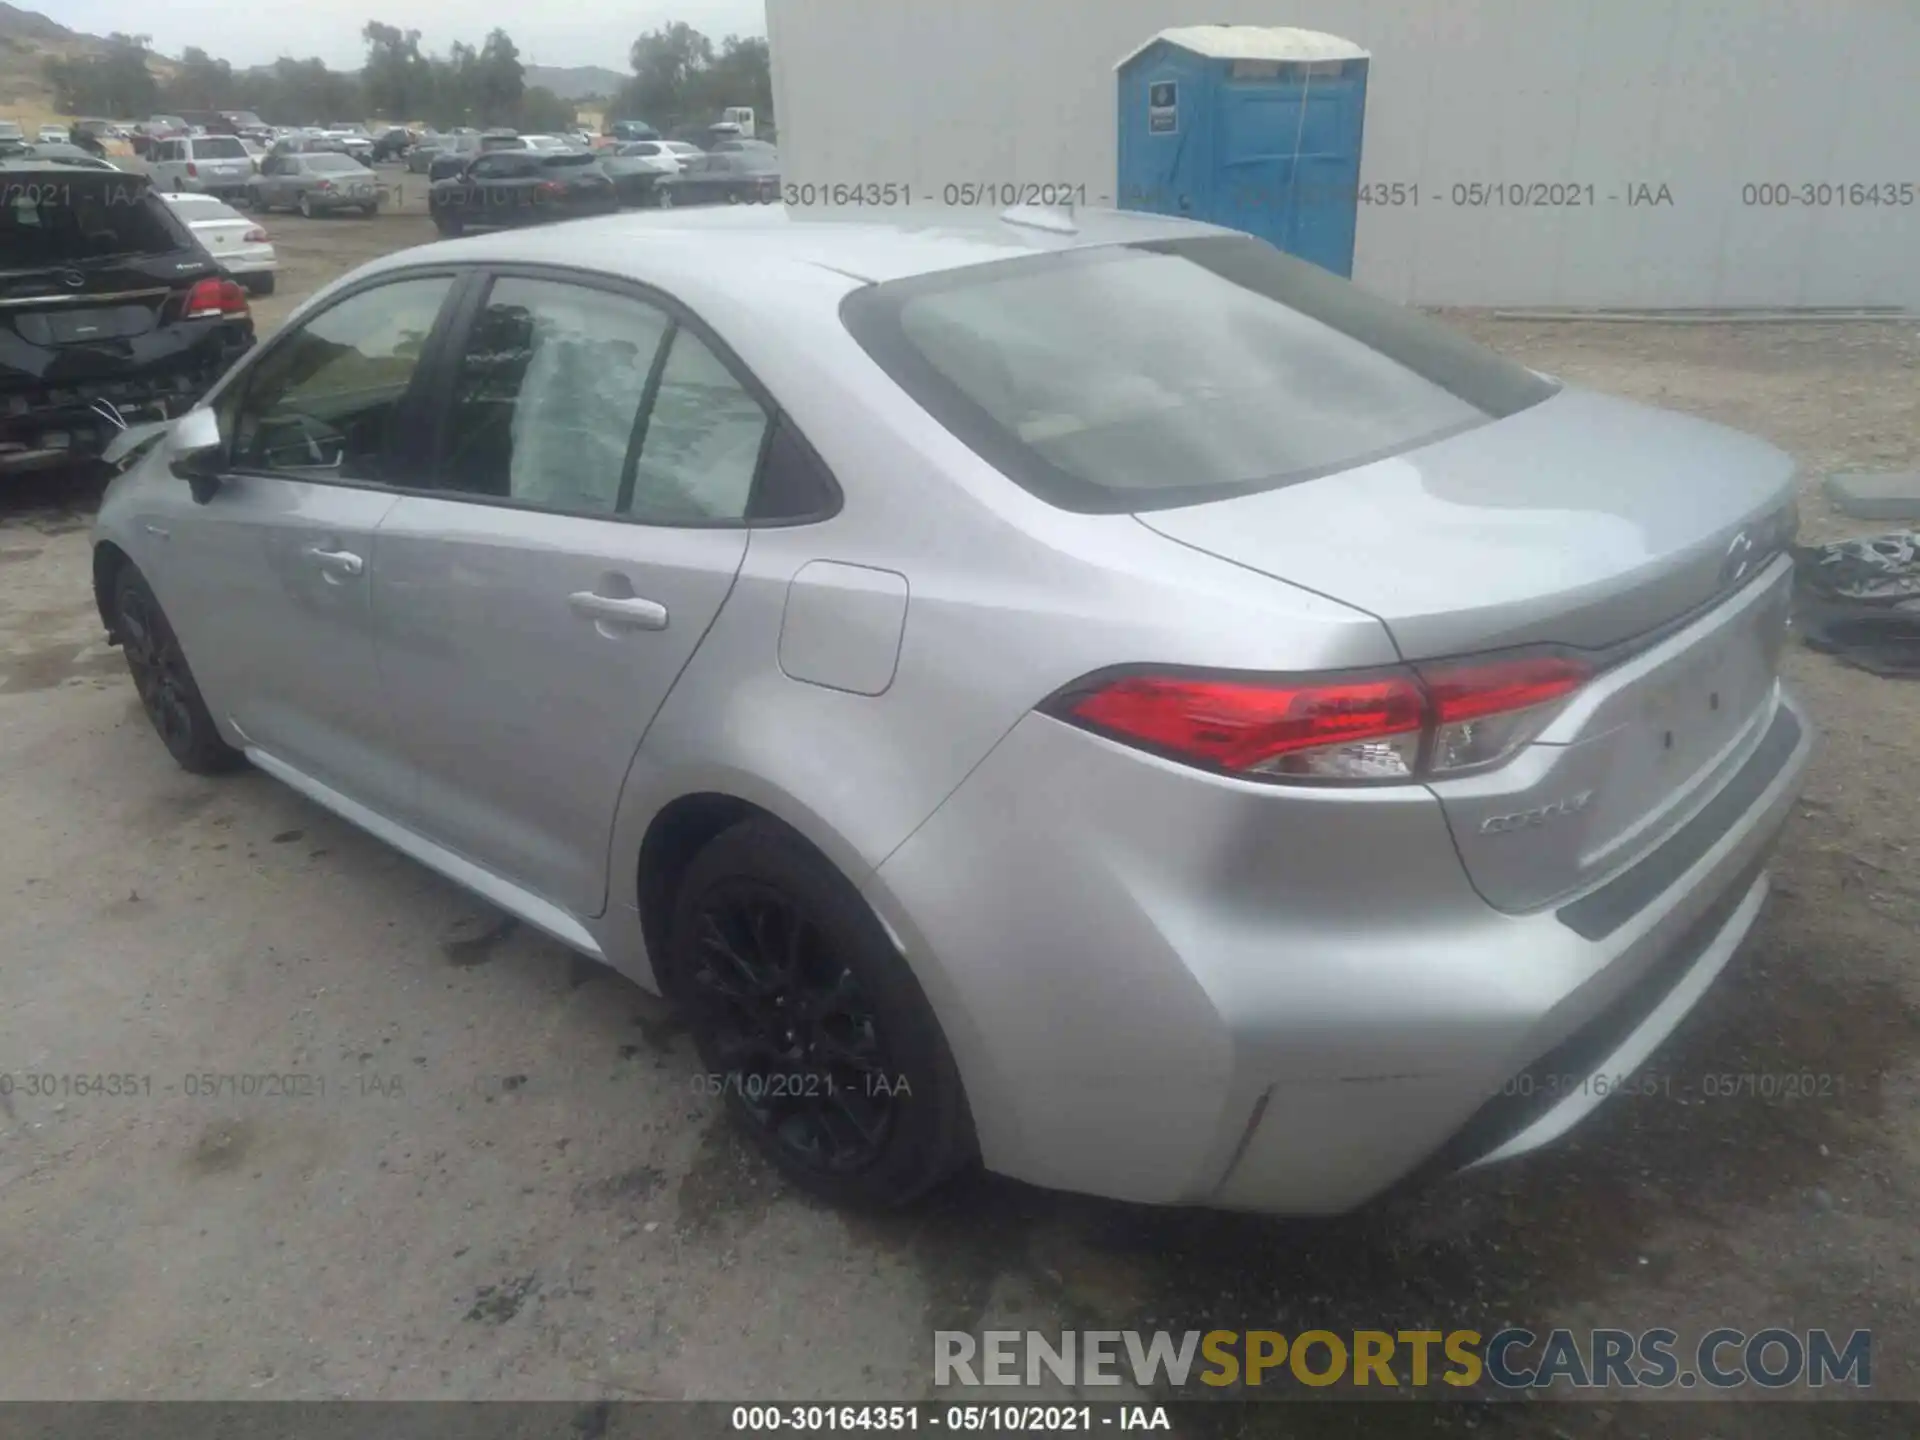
left=518, top=86, right=577, bottom=134
left=617, top=22, right=714, bottom=125
left=362, top=22, right=432, bottom=121
left=44, top=32, right=158, bottom=118
left=472, top=28, right=525, bottom=127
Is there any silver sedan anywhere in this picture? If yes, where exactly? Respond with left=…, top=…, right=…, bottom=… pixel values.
left=249, top=150, right=381, bottom=217
left=90, top=207, right=1812, bottom=1213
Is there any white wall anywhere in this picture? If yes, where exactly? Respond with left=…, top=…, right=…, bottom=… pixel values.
left=766, top=0, right=1920, bottom=309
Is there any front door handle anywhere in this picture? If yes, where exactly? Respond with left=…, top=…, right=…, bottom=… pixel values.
left=303, top=545, right=364, bottom=577
left=568, top=592, right=669, bottom=631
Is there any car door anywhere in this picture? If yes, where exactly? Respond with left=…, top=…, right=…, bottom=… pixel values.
left=158, top=272, right=462, bottom=811
left=369, top=270, right=767, bottom=917
left=151, top=138, right=181, bottom=187
left=255, top=153, right=284, bottom=206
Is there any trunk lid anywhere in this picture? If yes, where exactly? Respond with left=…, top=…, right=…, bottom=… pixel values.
left=1138, top=386, right=1801, bottom=912
left=1136, top=387, right=1798, bottom=659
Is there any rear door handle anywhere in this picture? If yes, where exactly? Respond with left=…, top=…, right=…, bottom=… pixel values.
left=303, top=546, right=364, bottom=577
left=568, top=592, right=669, bottom=631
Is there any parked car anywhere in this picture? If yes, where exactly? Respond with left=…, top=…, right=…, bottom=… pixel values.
left=429, top=149, right=617, bottom=234
left=21, top=142, right=117, bottom=170
left=370, top=126, right=416, bottom=163
left=653, top=148, right=780, bottom=207
left=605, top=119, right=660, bottom=142
left=158, top=191, right=277, bottom=295
left=521, top=134, right=579, bottom=155
left=146, top=133, right=256, bottom=200
left=36, top=124, right=66, bottom=144
left=0, top=121, right=23, bottom=142
left=328, top=132, right=377, bottom=164
left=249, top=151, right=381, bottom=217
left=597, top=144, right=678, bottom=206
left=269, top=133, right=348, bottom=158
left=406, top=139, right=444, bottom=173
left=607, top=138, right=687, bottom=174
left=87, top=207, right=1811, bottom=1214
left=0, top=158, right=252, bottom=479
left=427, top=130, right=524, bottom=182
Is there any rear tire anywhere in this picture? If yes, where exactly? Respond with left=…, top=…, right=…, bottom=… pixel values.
left=656, top=187, right=674, bottom=209
left=661, top=819, right=975, bottom=1210
left=112, top=565, right=245, bottom=776
left=246, top=273, right=275, bottom=296
left=359, top=203, right=378, bottom=218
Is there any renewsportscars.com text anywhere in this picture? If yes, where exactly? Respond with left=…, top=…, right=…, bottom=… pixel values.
left=935, top=1327, right=1871, bottom=1392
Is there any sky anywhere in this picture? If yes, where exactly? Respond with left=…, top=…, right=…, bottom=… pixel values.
left=57, top=0, right=769, bottom=72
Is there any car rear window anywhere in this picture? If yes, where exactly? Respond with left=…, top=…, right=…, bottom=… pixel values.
left=193, top=137, right=247, bottom=159
left=303, top=154, right=359, bottom=173
left=1, top=175, right=184, bottom=268
left=840, top=235, right=1560, bottom=514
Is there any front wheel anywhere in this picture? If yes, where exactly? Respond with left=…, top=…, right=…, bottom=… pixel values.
left=246, top=272, right=275, bottom=296
left=655, top=187, right=674, bottom=209
left=662, top=819, right=976, bottom=1209
left=112, top=565, right=245, bottom=776
left=358, top=203, right=378, bottom=218
left=297, top=192, right=316, bottom=218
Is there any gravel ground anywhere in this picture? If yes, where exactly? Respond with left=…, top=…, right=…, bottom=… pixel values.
left=1, top=206, right=1916, bottom=1432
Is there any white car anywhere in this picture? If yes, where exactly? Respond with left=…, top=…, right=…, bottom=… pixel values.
left=521, top=134, right=577, bottom=154
left=146, top=133, right=256, bottom=201
left=37, top=124, right=67, bottom=144
left=157, top=191, right=277, bottom=295
left=613, top=139, right=702, bottom=174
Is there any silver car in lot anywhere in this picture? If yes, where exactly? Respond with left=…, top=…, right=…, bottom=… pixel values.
left=90, top=208, right=1813, bottom=1213
left=249, top=150, right=381, bottom=217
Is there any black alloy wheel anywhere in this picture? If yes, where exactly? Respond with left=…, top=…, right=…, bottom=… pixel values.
left=665, top=819, right=975, bottom=1207
left=685, top=878, right=897, bottom=1173
left=113, top=567, right=243, bottom=774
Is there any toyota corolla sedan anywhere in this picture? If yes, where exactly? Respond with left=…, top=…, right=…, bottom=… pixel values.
left=90, top=207, right=1813, bottom=1213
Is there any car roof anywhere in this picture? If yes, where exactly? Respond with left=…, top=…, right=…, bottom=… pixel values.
left=357, top=204, right=1237, bottom=289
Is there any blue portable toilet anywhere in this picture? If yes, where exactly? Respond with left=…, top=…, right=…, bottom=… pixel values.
left=1117, top=25, right=1371, bottom=276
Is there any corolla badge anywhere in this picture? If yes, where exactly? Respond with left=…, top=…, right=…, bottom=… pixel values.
left=60, top=269, right=85, bottom=289
left=1479, top=790, right=1595, bottom=835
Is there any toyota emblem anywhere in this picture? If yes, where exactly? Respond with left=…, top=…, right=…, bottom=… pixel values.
left=60, top=269, right=85, bottom=289
left=1720, top=529, right=1757, bottom=587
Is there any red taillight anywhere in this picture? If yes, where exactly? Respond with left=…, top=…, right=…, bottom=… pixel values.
left=533, top=180, right=565, bottom=200
left=182, top=277, right=249, bottom=319
left=243, top=226, right=268, bottom=242
left=186, top=162, right=199, bottom=177
left=1047, top=651, right=1593, bottom=785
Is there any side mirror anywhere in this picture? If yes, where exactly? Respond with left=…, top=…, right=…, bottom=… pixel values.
left=168, top=406, right=225, bottom=504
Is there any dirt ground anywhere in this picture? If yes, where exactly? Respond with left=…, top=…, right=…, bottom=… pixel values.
left=1, top=199, right=1917, bottom=1433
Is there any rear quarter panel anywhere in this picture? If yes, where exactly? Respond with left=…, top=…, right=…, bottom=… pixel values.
left=597, top=271, right=1393, bottom=991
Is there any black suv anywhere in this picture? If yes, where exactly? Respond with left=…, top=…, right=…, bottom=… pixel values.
left=0, top=161, right=255, bottom=478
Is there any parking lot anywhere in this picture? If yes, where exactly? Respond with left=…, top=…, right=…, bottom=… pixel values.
left=3, top=197, right=1919, bottom=1430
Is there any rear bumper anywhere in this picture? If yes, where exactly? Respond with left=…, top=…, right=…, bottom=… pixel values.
left=1, top=324, right=252, bottom=476
left=867, top=683, right=1813, bottom=1215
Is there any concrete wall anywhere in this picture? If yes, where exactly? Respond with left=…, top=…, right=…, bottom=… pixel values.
left=766, top=0, right=1920, bottom=309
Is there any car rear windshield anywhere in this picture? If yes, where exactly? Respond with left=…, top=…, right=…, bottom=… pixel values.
left=170, top=194, right=246, bottom=223
left=840, top=235, right=1560, bottom=514
left=540, top=153, right=599, bottom=169
left=1, top=175, right=182, bottom=269
left=193, top=137, right=247, bottom=158
left=303, top=154, right=360, bottom=173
